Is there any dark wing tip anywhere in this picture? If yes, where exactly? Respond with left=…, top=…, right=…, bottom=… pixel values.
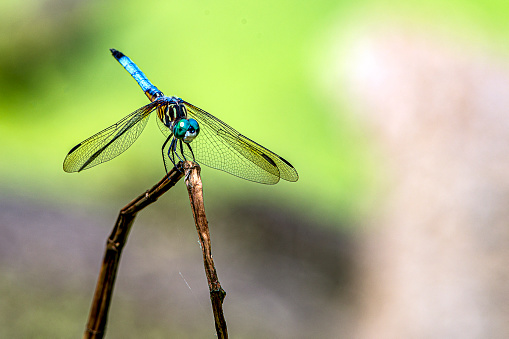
left=110, top=48, right=124, bottom=60
left=279, top=156, right=295, bottom=168
left=67, top=143, right=81, bottom=155
left=262, top=153, right=300, bottom=183
left=278, top=156, right=299, bottom=182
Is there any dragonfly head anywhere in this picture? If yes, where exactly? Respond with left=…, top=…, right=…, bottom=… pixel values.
left=173, top=118, right=200, bottom=143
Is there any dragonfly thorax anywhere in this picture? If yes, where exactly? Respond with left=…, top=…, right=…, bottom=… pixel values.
left=156, top=96, right=186, bottom=126
left=154, top=97, right=200, bottom=143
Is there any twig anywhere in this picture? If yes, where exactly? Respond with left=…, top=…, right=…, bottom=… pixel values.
left=83, top=164, right=184, bottom=339
left=183, top=161, right=228, bottom=339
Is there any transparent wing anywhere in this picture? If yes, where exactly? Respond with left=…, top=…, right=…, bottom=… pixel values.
left=181, top=101, right=299, bottom=184
left=63, top=102, right=158, bottom=172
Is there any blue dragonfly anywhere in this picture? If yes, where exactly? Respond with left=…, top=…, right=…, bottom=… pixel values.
left=63, top=49, right=298, bottom=184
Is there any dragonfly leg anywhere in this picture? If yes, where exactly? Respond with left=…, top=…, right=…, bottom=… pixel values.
left=185, top=143, right=196, bottom=162
left=172, top=138, right=184, bottom=163
left=161, top=134, right=173, bottom=173
left=172, top=139, right=180, bottom=166
left=166, top=137, right=178, bottom=169
left=179, top=140, right=187, bottom=161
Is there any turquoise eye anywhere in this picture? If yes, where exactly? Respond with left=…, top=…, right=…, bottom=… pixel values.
left=183, top=118, right=200, bottom=143
left=188, top=119, right=199, bottom=136
left=173, top=119, right=200, bottom=143
left=173, top=119, right=190, bottom=139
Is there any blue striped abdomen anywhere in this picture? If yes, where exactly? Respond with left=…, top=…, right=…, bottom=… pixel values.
left=110, top=49, right=162, bottom=101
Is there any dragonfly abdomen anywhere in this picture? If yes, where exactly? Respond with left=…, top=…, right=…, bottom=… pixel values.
left=110, top=49, right=162, bottom=102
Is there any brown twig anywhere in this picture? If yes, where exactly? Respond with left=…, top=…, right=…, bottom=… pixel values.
left=83, top=164, right=184, bottom=339
left=183, top=161, right=228, bottom=339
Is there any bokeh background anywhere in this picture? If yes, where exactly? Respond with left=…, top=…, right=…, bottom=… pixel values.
left=1, top=0, right=509, bottom=338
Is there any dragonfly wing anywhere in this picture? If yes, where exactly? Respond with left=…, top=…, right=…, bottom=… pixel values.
left=63, top=102, right=158, bottom=172
left=182, top=101, right=299, bottom=184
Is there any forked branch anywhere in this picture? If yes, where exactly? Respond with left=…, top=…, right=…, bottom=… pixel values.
left=82, top=161, right=228, bottom=339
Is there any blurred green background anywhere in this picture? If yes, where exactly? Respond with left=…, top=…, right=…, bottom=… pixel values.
left=2, top=0, right=509, bottom=338
left=0, top=0, right=374, bottom=219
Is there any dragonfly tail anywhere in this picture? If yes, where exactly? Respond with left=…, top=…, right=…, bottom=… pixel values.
left=110, top=48, right=163, bottom=102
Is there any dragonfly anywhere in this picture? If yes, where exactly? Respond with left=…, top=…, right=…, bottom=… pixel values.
left=63, top=49, right=298, bottom=184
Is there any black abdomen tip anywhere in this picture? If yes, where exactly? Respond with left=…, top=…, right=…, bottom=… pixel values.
left=110, top=48, right=124, bottom=59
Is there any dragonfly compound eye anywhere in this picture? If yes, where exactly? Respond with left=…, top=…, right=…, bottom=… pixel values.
left=173, top=119, right=190, bottom=139
left=183, top=118, right=200, bottom=143
left=173, top=119, right=200, bottom=143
